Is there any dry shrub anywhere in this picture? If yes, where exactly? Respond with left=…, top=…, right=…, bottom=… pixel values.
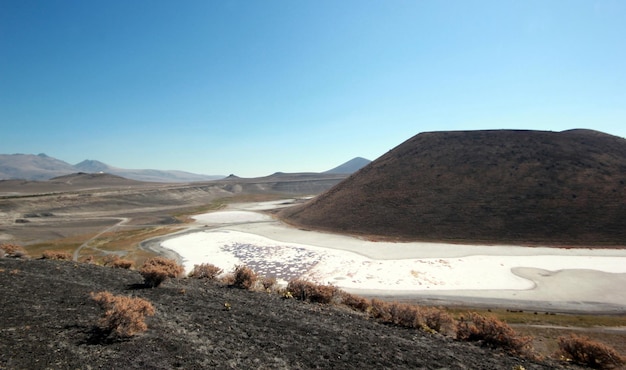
left=456, top=312, right=533, bottom=356
left=369, top=298, right=393, bottom=321
left=91, top=291, right=155, bottom=337
left=260, top=276, right=278, bottom=291
left=0, top=244, right=28, bottom=259
left=103, top=255, right=134, bottom=269
left=340, top=291, right=370, bottom=312
left=419, top=306, right=456, bottom=335
left=41, top=250, right=72, bottom=260
left=81, top=255, right=96, bottom=264
left=220, top=273, right=235, bottom=285
left=188, top=263, right=223, bottom=280
left=368, top=300, right=456, bottom=335
left=139, top=257, right=184, bottom=287
left=389, top=302, right=421, bottom=328
left=286, top=279, right=338, bottom=304
left=232, top=265, right=258, bottom=289
left=557, top=334, right=625, bottom=369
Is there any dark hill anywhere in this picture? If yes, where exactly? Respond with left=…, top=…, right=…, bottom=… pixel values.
left=49, top=172, right=144, bottom=185
left=280, top=129, right=626, bottom=245
left=0, top=258, right=560, bottom=369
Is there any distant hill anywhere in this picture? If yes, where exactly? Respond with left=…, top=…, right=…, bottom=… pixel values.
left=0, top=154, right=77, bottom=181
left=0, top=154, right=223, bottom=183
left=280, top=129, right=626, bottom=245
left=324, top=157, right=371, bottom=174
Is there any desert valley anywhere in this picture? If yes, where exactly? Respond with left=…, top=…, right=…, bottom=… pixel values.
left=1, top=129, right=626, bottom=369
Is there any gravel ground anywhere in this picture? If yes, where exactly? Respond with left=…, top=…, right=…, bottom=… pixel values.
left=0, top=258, right=579, bottom=370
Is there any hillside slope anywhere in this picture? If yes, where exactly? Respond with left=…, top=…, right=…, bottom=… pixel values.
left=0, top=258, right=562, bottom=369
left=280, top=129, right=626, bottom=245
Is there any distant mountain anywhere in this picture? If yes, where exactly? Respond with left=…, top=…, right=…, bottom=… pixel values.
left=0, top=154, right=224, bottom=183
left=324, top=157, right=371, bottom=174
left=281, top=129, right=626, bottom=245
left=0, top=154, right=76, bottom=181
left=74, top=159, right=110, bottom=173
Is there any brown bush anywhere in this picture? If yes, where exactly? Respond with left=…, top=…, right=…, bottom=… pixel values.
left=232, top=265, right=258, bottom=289
left=286, top=279, right=338, bottom=304
left=456, top=312, right=533, bottom=356
left=188, top=263, right=223, bottom=280
left=41, top=250, right=72, bottom=260
left=91, top=291, right=155, bottom=337
left=340, top=292, right=370, bottom=312
left=0, top=244, right=28, bottom=259
left=369, top=298, right=393, bottom=321
left=260, top=276, right=278, bottom=291
left=81, top=255, right=96, bottom=264
left=419, top=306, right=456, bottom=335
left=220, top=273, right=235, bottom=285
left=139, top=257, right=184, bottom=287
left=103, top=255, right=134, bottom=269
left=557, top=334, right=625, bottom=369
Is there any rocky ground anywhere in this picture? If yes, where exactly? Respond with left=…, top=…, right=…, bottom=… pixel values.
left=0, top=258, right=580, bottom=370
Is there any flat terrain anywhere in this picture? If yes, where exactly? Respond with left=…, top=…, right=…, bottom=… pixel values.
left=0, top=172, right=346, bottom=261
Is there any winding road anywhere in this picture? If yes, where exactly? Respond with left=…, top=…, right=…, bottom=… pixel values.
left=72, top=217, right=129, bottom=261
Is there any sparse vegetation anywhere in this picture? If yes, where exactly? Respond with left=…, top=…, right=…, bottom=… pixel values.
left=456, top=312, right=534, bottom=357
left=0, top=244, right=29, bottom=259
left=232, top=265, right=258, bottom=289
left=2, top=257, right=625, bottom=368
left=139, top=257, right=184, bottom=287
left=260, top=275, right=277, bottom=291
left=339, top=291, right=370, bottom=312
left=556, top=334, right=625, bottom=369
left=102, top=255, right=134, bottom=269
left=286, top=279, right=338, bottom=304
left=90, top=291, right=155, bottom=338
left=41, top=250, right=72, bottom=260
left=188, top=263, right=223, bottom=280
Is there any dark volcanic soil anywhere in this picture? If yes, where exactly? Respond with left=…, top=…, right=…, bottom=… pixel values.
left=0, top=258, right=574, bottom=370
left=281, top=129, right=626, bottom=245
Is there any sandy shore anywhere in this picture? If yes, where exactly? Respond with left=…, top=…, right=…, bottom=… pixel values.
left=156, top=200, right=626, bottom=313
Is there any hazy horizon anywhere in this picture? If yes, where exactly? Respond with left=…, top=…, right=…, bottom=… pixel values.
left=2, top=1, right=625, bottom=177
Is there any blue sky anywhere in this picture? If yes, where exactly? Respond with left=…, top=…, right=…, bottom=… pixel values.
left=1, top=1, right=625, bottom=177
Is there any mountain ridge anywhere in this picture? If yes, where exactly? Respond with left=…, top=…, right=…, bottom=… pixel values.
left=0, top=154, right=224, bottom=183
left=1, top=154, right=369, bottom=183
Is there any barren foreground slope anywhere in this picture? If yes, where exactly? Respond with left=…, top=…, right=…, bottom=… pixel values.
left=0, top=258, right=569, bottom=369
left=281, top=129, right=626, bottom=245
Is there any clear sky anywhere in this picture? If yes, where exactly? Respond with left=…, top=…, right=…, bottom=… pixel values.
left=1, top=1, right=625, bottom=177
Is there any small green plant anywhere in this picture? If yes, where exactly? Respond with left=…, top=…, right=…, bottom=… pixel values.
left=556, top=334, right=625, bottom=369
left=91, top=291, right=155, bottom=338
left=41, top=250, right=72, bottom=260
left=232, top=265, right=258, bottom=289
left=188, top=263, right=223, bottom=280
left=139, top=257, right=184, bottom=287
